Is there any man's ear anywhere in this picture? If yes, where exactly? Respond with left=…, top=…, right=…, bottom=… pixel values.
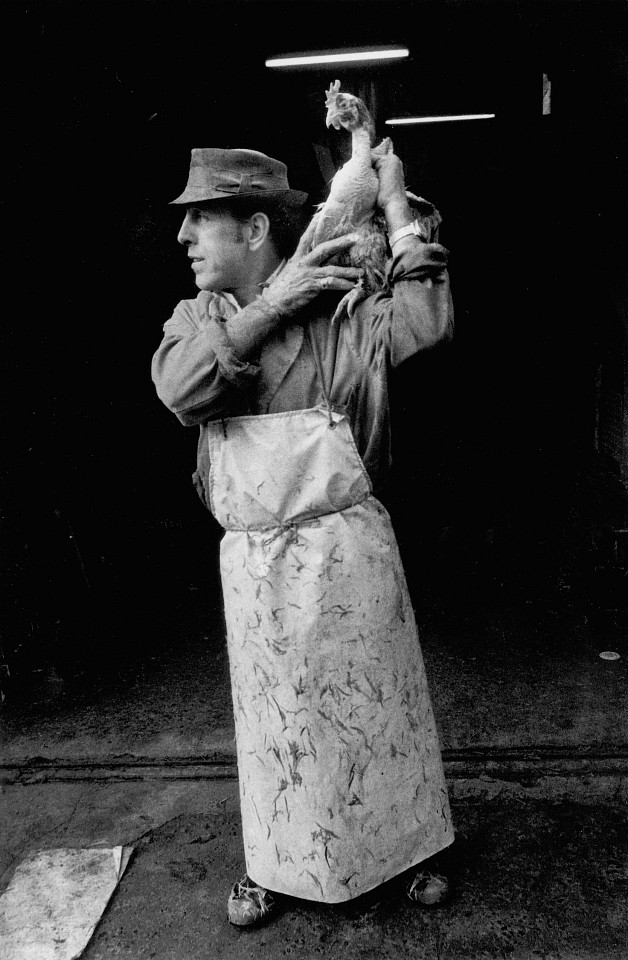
left=247, top=212, right=271, bottom=251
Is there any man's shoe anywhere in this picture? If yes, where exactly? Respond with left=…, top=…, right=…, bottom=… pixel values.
left=227, top=874, right=276, bottom=926
left=406, top=870, right=450, bottom=907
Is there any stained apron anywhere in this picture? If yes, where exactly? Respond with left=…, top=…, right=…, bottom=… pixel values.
left=206, top=365, right=454, bottom=903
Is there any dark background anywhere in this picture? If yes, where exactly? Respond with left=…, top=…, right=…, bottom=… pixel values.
left=1, top=0, right=626, bottom=694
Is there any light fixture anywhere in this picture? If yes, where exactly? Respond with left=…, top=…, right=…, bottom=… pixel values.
left=266, top=47, right=409, bottom=68
left=386, top=114, right=495, bottom=125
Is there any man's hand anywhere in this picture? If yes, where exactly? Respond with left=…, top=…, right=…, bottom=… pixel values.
left=263, top=232, right=362, bottom=318
left=372, top=149, right=413, bottom=233
left=372, top=149, right=406, bottom=211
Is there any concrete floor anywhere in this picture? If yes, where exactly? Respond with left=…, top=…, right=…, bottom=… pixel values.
left=1, top=778, right=627, bottom=959
left=1, top=574, right=627, bottom=957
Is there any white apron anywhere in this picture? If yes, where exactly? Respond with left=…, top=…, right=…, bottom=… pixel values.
left=206, top=344, right=453, bottom=903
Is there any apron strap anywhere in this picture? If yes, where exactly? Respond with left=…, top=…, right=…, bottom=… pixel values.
left=306, top=327, right=336, bottom=429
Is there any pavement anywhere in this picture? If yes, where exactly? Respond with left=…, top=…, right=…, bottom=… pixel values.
left=1, top=565, right=627, bottom=958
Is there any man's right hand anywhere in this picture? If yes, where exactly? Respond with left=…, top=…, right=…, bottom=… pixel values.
left=263, top=232, right=362, bottom=318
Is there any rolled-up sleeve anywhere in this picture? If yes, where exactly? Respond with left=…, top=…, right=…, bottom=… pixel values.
left=370, top=239, right=454, bottom=367
left=151, top=294, right=261, bottom=425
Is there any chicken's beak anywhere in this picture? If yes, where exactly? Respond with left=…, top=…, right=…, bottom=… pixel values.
left=326, top=113, right=342, bottom=130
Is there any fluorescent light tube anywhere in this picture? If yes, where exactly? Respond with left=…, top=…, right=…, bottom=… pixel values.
left=266, top=48, right=409, bottom=67
left=386, top=114, right=495, bottom=125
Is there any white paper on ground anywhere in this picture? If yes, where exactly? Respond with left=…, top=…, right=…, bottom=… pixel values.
left=0, top=846, right=133, bottom=960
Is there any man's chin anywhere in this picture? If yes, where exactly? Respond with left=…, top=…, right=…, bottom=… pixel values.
left=195, top=277, right=217, bottom=292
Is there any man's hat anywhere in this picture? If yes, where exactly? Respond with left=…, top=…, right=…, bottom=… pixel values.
left=170, top=148, right=308, bottom=206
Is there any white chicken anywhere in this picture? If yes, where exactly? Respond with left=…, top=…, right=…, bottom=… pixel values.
left=304, top=80, right=442, bottom=324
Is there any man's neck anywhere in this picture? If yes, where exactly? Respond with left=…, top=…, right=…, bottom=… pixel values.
left=228, top=249, right=284, bottom=307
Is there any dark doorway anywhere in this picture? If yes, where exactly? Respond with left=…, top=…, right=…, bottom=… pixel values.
left=1, top=0, right=626, bottom=699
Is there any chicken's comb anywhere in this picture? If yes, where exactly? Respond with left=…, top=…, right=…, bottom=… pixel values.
left=325, top=79, right=342, bottom=106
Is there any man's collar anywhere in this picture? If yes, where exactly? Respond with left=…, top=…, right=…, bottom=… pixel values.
left=221, top=291, right=241, bottom=311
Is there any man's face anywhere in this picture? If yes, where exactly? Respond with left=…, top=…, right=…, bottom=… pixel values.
left=177, top=206, right=249, bottom=292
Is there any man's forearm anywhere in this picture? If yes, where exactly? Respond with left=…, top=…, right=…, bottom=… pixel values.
left=151, top=295, right=280, bottom=424
left=383, top=196, right=414, bottom=234
left=383, top=196, right=421, bottom=257
left=223, top=296, right=285, bottom=360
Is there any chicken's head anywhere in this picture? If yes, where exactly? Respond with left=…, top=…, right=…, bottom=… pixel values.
left=325, top=80, right=373, bottom=133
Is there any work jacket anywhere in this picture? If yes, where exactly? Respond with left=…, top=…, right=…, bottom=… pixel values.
left=151, top=238, right=454, bottom=503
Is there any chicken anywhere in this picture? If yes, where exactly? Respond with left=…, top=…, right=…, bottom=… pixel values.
left=301, top=80, right=390, bottom=323
left=303, top=80, right=442, bottom=324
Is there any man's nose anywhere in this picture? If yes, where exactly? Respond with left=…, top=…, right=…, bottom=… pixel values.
left=177, top=211, right=195, bottom=245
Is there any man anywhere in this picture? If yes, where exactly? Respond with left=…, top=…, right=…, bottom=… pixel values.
left=152, top=146, right=455, bottom=925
